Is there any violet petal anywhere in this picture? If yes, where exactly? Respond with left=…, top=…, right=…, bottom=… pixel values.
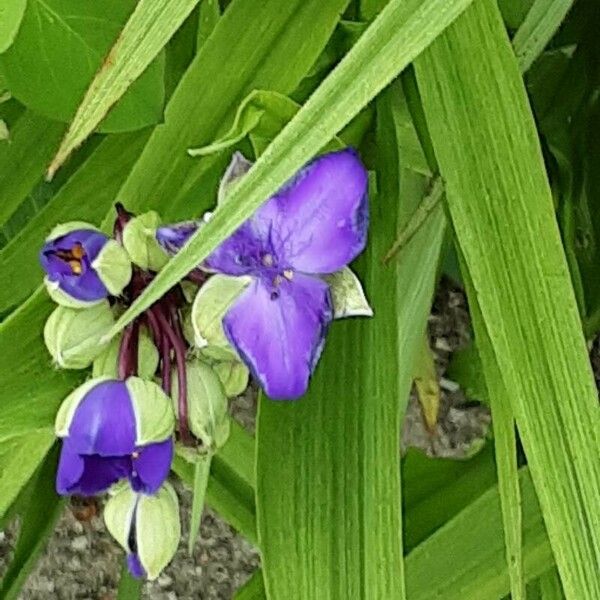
left=130, top=438, right=174, bottom=494
left=67, top=380, right=137, bottom=456
left=259, top=149, right=368, bottom=274
left=127, top=553, right=146, bottom=579
left=223, top=274, right=332, bottom=399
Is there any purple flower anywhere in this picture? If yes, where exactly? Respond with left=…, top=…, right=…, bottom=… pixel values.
left=40, top=222, right=132, bottom=307
left=55, top=377, right=175, bottom=496
left=158, top=149, right=369, bottom=399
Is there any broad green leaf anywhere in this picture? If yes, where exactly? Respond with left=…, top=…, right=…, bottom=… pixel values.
left=513, top=0, right=575, bottom=72
left=405, top=468, right=553, bottom=600
left=0, top=0, right=26, bottom=54
left=0, top=111, right=63, bottom=227
left=414, top=1, right=600, bottom=596
left=0, top=428, right=55, bottom=519
left=0, top=0, right=165, bottom=132
left=234, top=570, right=266, bottom=600
left=106, top=0, right=476, bottom=339
left=256, top=82, right=445, bottom=600
left=0, top=130, right=150, bottom=312
left=498, top=0, right=534, bottom=29
left=0, top=445, right=65, bottom=600
left=47, top=0, right=202, bottom=178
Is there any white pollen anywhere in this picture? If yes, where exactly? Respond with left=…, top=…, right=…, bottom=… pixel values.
left=262, top=254, right=274, bottom=267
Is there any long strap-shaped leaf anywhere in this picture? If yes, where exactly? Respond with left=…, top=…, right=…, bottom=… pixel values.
left=414, top=1, right=600, bottom=597
left=47, top=0, right=202, bottom=178
left=104, top=0, right=475, bottom=340
left=256, top=84, right=445, bottom=600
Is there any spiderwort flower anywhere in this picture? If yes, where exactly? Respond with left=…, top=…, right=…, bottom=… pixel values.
left=158, top=149, right=368, bottom=399
left=104, top=482, right=180, bottom=580
left=40, top=222, right=132, bottom=307
left=54, top=376, right=175, bottom=496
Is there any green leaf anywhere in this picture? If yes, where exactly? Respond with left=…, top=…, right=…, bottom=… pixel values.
left=402, top=444, right=497, bottom=550
left=0, top=428, right=55, bottom=519
left=173, top=420, right=256, bottom=543
left=187, top=453, right=213, bottom=554
left=513, top=0, right=575, bottom=72
left=0, top=130, right=150, bottom=312
left=0, top=0, right=26, bottom=54
left=412, top=335, right=440, bottom=431
left=405, top=468, right=553, bottom=600
left=0, top=0, right=165, bottom=133
left=446, top=342, right=489, bottom=404
left=0, top=110, right=63, bottom=227
left=105, top=0, right=476, bottom=340
left=197, top=0, right=220, bottom=49
left=47, top=0, right=202, bottom=178
left=116, top=562, right=142, bottom=600
left=255, top=82, right=445, bottom=600
left=461, top=257, right=525, bottom=600
left=233, top=570, right=266, bottom=600
left=0, top=289, right=83, bottom=442
left=0, top=444, right=65, bottom=600
left=540, top=568, right=566, bottom=600
left=414, top=1, right=600, bottom=596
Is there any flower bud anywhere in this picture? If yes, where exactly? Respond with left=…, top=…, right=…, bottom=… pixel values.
left=104, top=482, right=180, bottom=580
left=190, top=274, right=252, bottom=358
left=324, top=266, right=373, bottom=318
left=155, top=221, right=200, bottom=255
left=40, top=221, right=132, bottom=307
left=212, top=360, right=249, bottom=397
left=44, top=301, right=114, bottom=369
left=172, top=360, right=230, bottom=450
left=122, top=211, right=168, bottom=271
left=92, top=327, right=159, bottom=379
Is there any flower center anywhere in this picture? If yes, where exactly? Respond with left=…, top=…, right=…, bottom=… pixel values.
left=52, top=242, right=86, bottom=275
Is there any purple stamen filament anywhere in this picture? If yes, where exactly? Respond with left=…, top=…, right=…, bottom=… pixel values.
left=114, top=206, right=196, bottom=447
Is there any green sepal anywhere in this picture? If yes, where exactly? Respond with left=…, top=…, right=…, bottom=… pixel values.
left=172, top=360, right=230, bottom=450
left=104, top=482, right=181, bottom=581
left=104, top=483, right=138, bottom=552
left=190, top=274, right=252, bottom=353
left=46, top=221, right=100, bottom=242
left=323, top=266, right=373, bottom=318
left=125, top=377, right=175, bottom=446
left=122, top=211, right=169, bottom=271
left=135, top=482, right=181, bottom=580
left=44, top=276, right=104, bottom=309
left=92, top=239, right=132, bottom=296
left=213, top=360, right=249, bottom=397
left=44, top=301, right=114, bottom=369
left=92, top=326, right=159, bottom=379
left=54, top=376, right=112, bottom=437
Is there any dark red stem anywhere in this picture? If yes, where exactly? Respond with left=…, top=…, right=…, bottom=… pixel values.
left=152, top=305, right=192, bottom=446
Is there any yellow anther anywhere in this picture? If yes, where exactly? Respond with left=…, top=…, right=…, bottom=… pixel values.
left=69, top=260, right=82, bottom=275
left=71, top=243, right=85, bottom=260
left=283, top=269, right=294, bottom=280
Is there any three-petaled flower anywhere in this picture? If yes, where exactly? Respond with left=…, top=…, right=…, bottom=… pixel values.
left=157, top=148, right=368, bottom=399
left=54, top=377, right=175, bottom=496
left=40, top=222, right=131, bottom=307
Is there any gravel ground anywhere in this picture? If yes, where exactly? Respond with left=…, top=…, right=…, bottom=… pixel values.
left=1, top=280, right=493, bottom=599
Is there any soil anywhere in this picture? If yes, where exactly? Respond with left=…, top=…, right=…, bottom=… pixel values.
left=1, top=280, right=493, bottom=599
